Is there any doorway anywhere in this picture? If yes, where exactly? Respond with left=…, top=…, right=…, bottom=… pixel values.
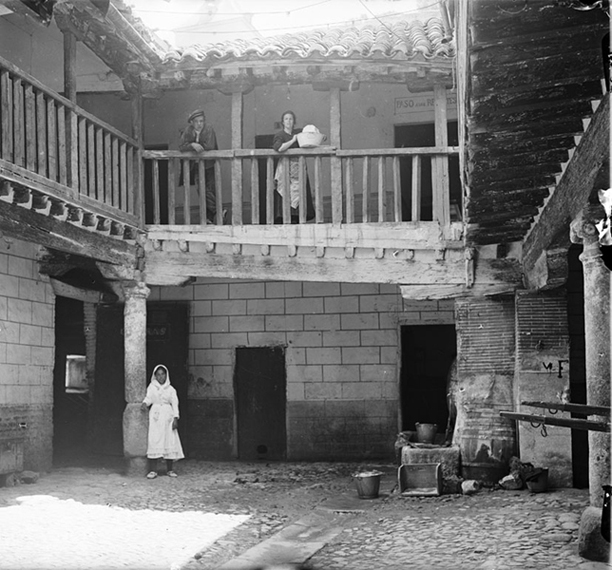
left=234, top=346, right=286, bottom=460
left=93, top=302, right=189, bottom=457
left=395, top=122, right=461, bottom=222
left=53, top=296, right=87, bottom=465
left=400, top=325, right=457, bottom=434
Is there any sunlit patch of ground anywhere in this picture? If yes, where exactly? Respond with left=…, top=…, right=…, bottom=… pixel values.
left=0, top=494, right=249, bottom=570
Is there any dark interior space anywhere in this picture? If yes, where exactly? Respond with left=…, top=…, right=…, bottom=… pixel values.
left=395, top=121, right=461, bottom=222
left=566, top=243, right=589, bottom=488
left=53, top=296, right=88, bottom=465
left=93, top=302, right=190, bottom=458
left=234, top=346, right=286, bottom=460
left=400, top=324, right=457, bottom=434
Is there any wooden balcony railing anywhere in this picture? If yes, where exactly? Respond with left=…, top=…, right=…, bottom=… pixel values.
left=143, top=146, right=460, bottom=228
left=0, top=55, right=141, bottom=228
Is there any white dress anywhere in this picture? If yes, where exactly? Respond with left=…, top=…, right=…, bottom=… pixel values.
left=143, top=367, right=184, bottom=461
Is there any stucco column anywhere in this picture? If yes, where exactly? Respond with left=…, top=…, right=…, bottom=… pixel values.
left=571, top=207, right=611, bottom=507
left=122, top=281, right=150, bottom=476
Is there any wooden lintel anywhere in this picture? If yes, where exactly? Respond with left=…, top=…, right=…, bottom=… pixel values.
left=500, top=411, right=610, bottom=433
left=143, top=251, right=467, bottom=286
left=145, top=222, right=463, bottom=251
left=0, top=199, right=138, bottom=266
left=522, top=93, right=610, bottom=275
left=50, top=278, right=117, bottom=304
left=400, top=281, right=520, bottom=300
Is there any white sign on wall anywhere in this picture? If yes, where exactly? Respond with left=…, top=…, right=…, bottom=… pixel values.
left=394, top=94, right=457, bottom=114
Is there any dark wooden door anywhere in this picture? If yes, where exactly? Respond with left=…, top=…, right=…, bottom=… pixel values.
left=235, top=346, right=286, bottom=460
left=93, top=302, right=189, bottom=456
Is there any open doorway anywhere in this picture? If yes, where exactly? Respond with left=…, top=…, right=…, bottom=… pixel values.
left=400, top=325, right=456, bottom=435
left=395, top=122, right=461, bottom=222
left=53, top=296, right=88, bottom=465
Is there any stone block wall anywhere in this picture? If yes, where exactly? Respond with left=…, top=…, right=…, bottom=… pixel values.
left=150, top=278, right=455, bottom=461
left=0, top=239, right=55, bottom=472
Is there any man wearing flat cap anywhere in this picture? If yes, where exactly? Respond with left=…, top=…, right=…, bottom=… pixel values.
left=179, top=109, right=220, bottom=223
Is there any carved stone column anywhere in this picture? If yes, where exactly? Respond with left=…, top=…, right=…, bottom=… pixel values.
left=571, top=206, right=611, bottom=507
left=122, top=282, right=150, bottom=476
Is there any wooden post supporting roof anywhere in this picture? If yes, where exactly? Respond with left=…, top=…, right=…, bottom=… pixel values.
left=330, top=87, right=342, bottom=225
left=433, top=84, right=450, bottom=229
left=231, top=90, right=243, bottom=225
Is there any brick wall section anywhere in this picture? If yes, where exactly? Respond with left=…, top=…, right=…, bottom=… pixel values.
left=455, top=296, right=515, bottom=376
left=0, top=239, right=55, bottom=472
left=150, top=279, right=455, bottom=461
left=515, top=290, right=572, bottom=487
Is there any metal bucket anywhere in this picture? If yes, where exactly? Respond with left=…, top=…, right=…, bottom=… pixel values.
left=353, top=471, right=382, bottom=499
left=415, top=423, right=438, bottom=444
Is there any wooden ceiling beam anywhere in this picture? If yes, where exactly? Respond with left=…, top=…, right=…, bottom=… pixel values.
left=0, top=198, right=139, bottom=267
left=50, top=277, right=118, bottom=304
left=522, top=93, right=610, bottom=277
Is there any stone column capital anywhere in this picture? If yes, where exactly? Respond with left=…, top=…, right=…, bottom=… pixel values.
left=570, top=205, right=606, bottom=246
left=122, top=281, right=150, bottom=301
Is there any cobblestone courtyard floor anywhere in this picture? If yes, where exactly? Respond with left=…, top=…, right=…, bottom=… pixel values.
left=0, top=459, right=609, bottom=570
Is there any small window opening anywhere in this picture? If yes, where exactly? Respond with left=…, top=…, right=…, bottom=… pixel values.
left=65, top=355, right=87, bottom=393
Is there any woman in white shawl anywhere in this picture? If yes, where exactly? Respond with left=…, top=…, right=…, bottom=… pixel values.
left=141, top=364, right=184, bottom=478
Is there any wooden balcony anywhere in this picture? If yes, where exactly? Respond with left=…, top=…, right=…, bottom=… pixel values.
left=0, top=55, right=142, bottom=265
left=144, top=146, right=461, bottom=228
left=142, top=147, right=468, bottom=288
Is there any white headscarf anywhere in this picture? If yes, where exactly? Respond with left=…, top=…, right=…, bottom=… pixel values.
left=150, top=364, right=171, bottom=388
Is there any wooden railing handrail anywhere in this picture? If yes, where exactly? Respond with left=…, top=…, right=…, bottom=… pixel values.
left=142, top=146, right=460, bottom=160
left=0, top=54, right=138, bottom=148
left=142, top=149, right=236, bottom=160
left=337, top=146, right=459, bottom=157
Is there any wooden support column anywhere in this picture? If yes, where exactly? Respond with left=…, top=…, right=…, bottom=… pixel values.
left=231, top=90, right=243, bottom=225
left=571, top=207, right=611, bottom=507
left=433, top=84, right=450, bottom=228
left=63, top=30, right=78, bottom=193
left=122, top=281, right=150, bottom=476
left=330, top=87, right=343, bottom=225
left=131, top=94, right=145, bottom=228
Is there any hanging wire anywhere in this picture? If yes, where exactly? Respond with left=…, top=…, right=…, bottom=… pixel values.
left=139, top=1, right=442, bottom=35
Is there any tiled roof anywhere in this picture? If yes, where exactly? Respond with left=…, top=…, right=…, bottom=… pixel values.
left=162, top=18, right=454, bottom=65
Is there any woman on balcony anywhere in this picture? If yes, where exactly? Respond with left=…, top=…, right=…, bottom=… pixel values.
left=273, top=110, right=315, bottom=223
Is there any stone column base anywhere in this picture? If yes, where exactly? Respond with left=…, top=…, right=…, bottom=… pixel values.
left=578, top=506, right=610, bottom=562
left=124, top=456, right=148, bottom=477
